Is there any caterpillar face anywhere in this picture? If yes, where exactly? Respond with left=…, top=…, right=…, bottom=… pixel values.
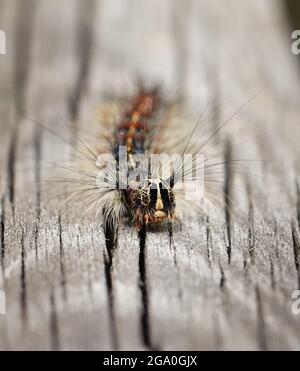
left=129, top=178, right=176, bottom=229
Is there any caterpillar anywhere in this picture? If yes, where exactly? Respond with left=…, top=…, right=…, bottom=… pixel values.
left=78, top=87, right=217, bottom=232
left=44, top=84, right=262, bottom=236
left=108, top=87, right=176, bottom=230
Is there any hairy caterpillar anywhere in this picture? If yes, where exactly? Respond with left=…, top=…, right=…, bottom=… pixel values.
left=43, top=84, right=263, bottom=237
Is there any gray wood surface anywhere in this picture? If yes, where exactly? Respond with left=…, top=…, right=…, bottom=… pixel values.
left=1, top=0, right=300, bottom=351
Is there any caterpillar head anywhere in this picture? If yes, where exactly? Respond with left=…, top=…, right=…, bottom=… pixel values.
left=129, top=178, right=176, bottom=230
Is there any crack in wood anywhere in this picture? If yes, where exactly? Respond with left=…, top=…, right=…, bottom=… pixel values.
left=206, top=215, right=212, bottom=268
left=224, top=140, right=233, bottom=264
left=49, top=289, right=60, bottom=351
left=291, top=220, right=300, bottom=290
left=58, top=216, right=67, bottom=301
left=168, top=222, right=182, bottom=300
left=20, top=230, right=27, bottom=322
left=274, top=219, right=281, bottom=272
left=243, top=251, right=248, bottom=272
left=34, top=224, right=39, bottom=263
left=220, top=264, right=226, bottom=290
left=270, top=255, right=276, bottom=291
left=7, top=134, right=17, bottom=216
left=34, top=128, right=42, bottom=222
left=103, top=223, right=119, bottom=350
left=34, top=128, right=42, bottom=262
left=167, top=221, right=173, bottom=250
left=170, top=0, right=190, bottom=94
left=168, top=222, right=178, bottom=268
left=138, top=224, right=153, bottom=349
left=248, top=200, right=255, bottom=265
left=69, top=0, right=96, bottom=123
left=8, top=0, right=36, bottom=215
left=255, top=286, right=268, bottom=351
left=14, top=0, right=36, bottom=118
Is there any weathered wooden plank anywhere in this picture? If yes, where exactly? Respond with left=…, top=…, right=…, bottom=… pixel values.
left=1, top=0, right=300, bottom=351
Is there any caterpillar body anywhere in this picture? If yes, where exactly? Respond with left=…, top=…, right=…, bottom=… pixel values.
left=109, top=88, right=176, bottom=230
left=90, top=87, right=177, bottom=232
left=46, top=85, right=259, bottom=236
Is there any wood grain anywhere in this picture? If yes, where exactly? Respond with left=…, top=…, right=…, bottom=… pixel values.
left=0, top=0, right=300, bottom=351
